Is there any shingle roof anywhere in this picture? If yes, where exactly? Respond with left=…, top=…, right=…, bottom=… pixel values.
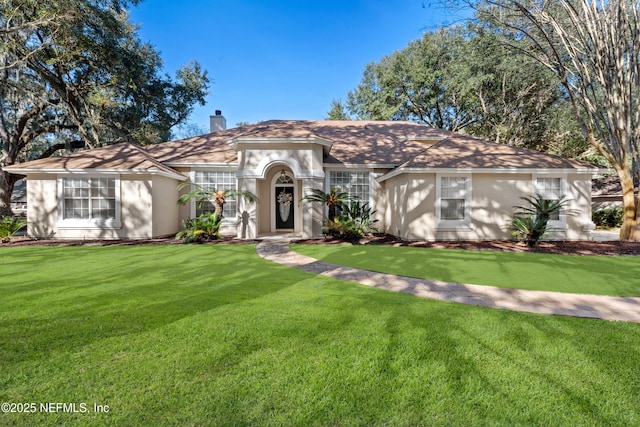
left=148, top=120, right=445, bottom=165
left=592, top=175, right=637, bottom=196
left=397, top=133, right=596, bottom=170
left=145, top=129, right=240, bottom=164
left=5, top=120, right=597, bottom=175
left=5, top=143, right=185, bottom=179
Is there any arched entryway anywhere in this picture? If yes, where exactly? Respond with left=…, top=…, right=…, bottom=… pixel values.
left=270, top=169, right=298, bottom=233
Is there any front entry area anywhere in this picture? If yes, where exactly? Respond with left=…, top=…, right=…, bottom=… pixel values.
left=271, top=170, right=297, bottom=232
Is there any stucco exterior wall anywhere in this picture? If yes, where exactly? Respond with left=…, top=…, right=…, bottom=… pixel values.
left=175, top=167, right=192, bottom=227
left=466, top=174, right=531, bottom=241
left=383, top=173, right=437, bottom=240
left=257, top=173, right=270, bottom=235
left=26, top=174, right=58, bottom=238
left=26, top=173, right=161, bottom=239
left=238, top=143, right=324, bottom=177
left=564, top=173, right=594, bottom=240
left=115, top=175, right=153, bottom=239
left=151, top=175, right=181, bottom=237
left=382, top=172, right=594, bottom=241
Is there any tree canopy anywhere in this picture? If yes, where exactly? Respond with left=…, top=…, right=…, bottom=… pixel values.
left=339, top=23, right=586, bottom=156
left=0, top=0, right=210, bottom=216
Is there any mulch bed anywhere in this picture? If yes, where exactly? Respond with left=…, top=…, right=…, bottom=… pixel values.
left=3, top=234, right=639, bottom=256
left=1, top=236, right=260, bottom=247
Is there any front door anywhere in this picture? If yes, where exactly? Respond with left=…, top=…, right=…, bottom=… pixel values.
left=275, top=186, right=295, bottom=229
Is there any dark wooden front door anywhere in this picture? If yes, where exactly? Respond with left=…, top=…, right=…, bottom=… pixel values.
left=275, top=186, right=294, bottom=229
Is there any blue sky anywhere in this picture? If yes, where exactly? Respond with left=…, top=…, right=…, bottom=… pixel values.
left=129, top=1, right=470, bottom=131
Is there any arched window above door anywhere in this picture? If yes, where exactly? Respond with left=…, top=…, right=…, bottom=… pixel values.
left=276, top=173, right=294, bottom=184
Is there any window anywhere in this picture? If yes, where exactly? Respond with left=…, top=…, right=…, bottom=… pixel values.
left=193, top=171, right=237, bottom=217
left=436, top=175, right=471, bottom=230
left=440, top=176, right=467, bottom=221
left=63, top=177, right=116, bottom=220
left=329, top=171, right=370, bottom=203
left=535, top=177, right=562, bottom=221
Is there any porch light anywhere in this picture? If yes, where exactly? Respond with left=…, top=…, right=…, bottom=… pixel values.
left=280, top=168, right=287, bottom=179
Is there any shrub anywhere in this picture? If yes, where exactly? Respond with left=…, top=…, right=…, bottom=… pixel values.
left=592, top=208, right=624, bottom=228
left=323, top=200, right=378, bottom=240
left=510, top=214, right=548, bottom=247
left=176, top=212, right=221, bottom=243
left=510, top=194, right=569, bottom=247
left=0, top=216, right=27, bottom=242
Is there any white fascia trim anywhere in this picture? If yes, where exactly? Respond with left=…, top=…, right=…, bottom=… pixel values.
left=164, top=162, right=238, bottom=168
left=228, top=136, right=334, bottom=149
left=377, top=167, right=600, bottom=182
left=5, top=168, right=187, bottom=181
left=323, top=163, right=397, bottom=169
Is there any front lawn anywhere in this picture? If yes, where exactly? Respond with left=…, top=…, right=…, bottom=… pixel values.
left=292, top=244, right=640, bottom=297
left=1, top=244, right=639, bottom=426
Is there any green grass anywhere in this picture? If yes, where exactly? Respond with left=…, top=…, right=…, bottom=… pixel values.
left=0, top=244, right=639, bottom=426
left=292, top=244, right=640, bottom=297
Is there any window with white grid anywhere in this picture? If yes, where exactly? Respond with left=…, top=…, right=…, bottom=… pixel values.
left=63, top=177, right=116, bottom=220
left=440, top=176, right=467, bottom=221
left=329, top=171, right=370, bottom=203
left=535, top=177, right=562, bottom=221
left=193, top=171, right=237, bottom=217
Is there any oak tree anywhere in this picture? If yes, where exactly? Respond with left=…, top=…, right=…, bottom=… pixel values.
left=0, top=0, right=209, bottom=216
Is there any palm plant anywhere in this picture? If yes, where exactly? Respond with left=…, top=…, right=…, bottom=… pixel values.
left=344, top=200, right=379, bottom=233
left=511, top=193, right=569, bottom=246
left=302, top=188, right=353, bottom=220
left=177, top=182, right=258, bottom=218
left=176, top=212, right=221, bottom=243
left=0, top=216, right=27, bottom=242
left=324, top=200, right=379, bottom=240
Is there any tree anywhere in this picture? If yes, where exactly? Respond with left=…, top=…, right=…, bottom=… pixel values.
left=177, top=182, right=258, bottom=219
left=346, top=27, right=478, bottom=131
left=471, top=0, right=640, bottom=240
left=325, top=99, right=351, bottom=120
left=341, top=24, right=583, bottom=154
left=460, top=27, right=585, bottom=155
left=0, top=0, right=210, bottom=216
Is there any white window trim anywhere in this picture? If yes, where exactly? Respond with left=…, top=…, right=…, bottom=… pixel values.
left=324, top=168, right=374, bottom=207
left=533, top=174, right=568, bottom=230
left=188, top=169, right=239, bottom=225
left=435, top=173, right=473, bottom=231
left=57, top=174, right=122, bottom=229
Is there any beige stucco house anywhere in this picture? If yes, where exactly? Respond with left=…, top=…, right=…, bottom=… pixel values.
left=5, top=117, right=598, bottom=240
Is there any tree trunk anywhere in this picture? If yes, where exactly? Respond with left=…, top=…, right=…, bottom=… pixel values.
left=0, top=170, right=18, bottom=218
left=214, top=195, right=225, bottom=219
left=328, top=204, right=336, bottom=220
left=617, top=167, right=640, bottom=241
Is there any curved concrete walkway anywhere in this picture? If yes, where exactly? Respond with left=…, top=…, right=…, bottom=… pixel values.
left=256, top=240, right=640, bottom=323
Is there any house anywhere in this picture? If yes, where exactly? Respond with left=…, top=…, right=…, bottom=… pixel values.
left=4, top=114, right=599, bottom=240
left=591, top=175, right=636, bottom=211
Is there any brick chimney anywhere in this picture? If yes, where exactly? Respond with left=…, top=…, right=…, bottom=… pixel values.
left=209, top=110, right=227, bottom=132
